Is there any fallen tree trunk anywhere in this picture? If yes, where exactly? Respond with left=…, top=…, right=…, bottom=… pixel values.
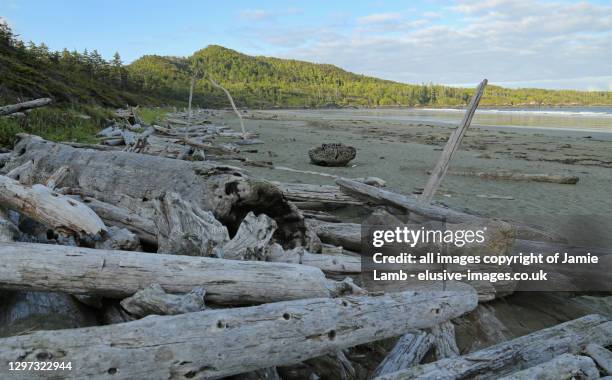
left=306, top=219, right=361, bottom=252
left=0, top=175, right=106, bottom=238
left=498, top=353, right=599, bottom=380
left=4, top=135, right=305, bottom=243
left=372, top=332, right=433, bottom=377
left=444, top=170, right=579, bottom=184
left=0, top=242, right=335, bottom=305
left=0, top=98, right=52, bottom=116
left=374, top=314, right=611, bottom=380
left=584, top=343, right=612, bottom=375
left=273, top=182, right=363, bottom=207
left=0, top=287, right=477, bottom=379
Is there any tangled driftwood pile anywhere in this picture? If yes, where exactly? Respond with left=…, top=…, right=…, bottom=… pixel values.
left=0, top=97, right=610, bottom=379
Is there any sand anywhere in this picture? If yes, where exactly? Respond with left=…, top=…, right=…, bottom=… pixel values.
left=209, top=108, right=612, bottom=227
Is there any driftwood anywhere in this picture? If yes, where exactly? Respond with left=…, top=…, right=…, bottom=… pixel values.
left=0, top=210, right=18, bottom=242
left=273, top=182, right=363, bottom=207
left=498, top=353, right=599, bottom=380
left=584, top=343, right=612, bottom=375
left=443, top=170, right=580, bottom=184
left=430, top=321, right=460, bottom=359
left=4, top=135, right=305, bottom=243
left=0, top=97, right=52, bottom=116
left=453, top=304, right=510, bottom=353
left=306, top=351, right=356, bottom=380
left=421, top=79, right=487, bottom=202
left=0, top=288, right=477, bottom=379
left=0, top=175, right=106, bottom=238
left=375, top=314, right=611, bottom=380
left=82, top=197, right=157, bottom=246
left=306, top=219, right=361, bottom=252
left=0, top=242, right=335, bottom=305
left=209, top=76, right=247, bottom=139
left=154, top=192, right=229, bottom=256
left=221, top=212, right=276, bottom=260
left=95, top=226, right=140, bottom=251
left=120, top=284, right=206, bottom=318
left=372, top=332, right=434, bottom=377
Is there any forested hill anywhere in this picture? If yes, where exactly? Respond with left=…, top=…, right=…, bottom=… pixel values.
left=1, top=21, right=611, bottom=108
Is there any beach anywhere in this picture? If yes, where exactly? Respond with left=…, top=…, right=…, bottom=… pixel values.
left=211, top=107, right=612, bottom=226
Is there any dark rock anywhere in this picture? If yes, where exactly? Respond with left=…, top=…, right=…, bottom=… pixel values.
left=309, top=144, right=356, bottom=167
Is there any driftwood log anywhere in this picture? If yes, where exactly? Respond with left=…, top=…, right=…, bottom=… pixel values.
left=3, top=135, right=305, bottom=243
left=273, top=182, right=363, bottom=208
left=584, top=343, right=612, bottom=375
left=371, top=332, right=433, bottom=377
left=498, top=353, right=599, bottom=380
left=0, top=287, right=477, bottom=379
left=0, top=175, right=106, bottom=238
left=0, top=242, right=336, bottom=305
left=442, top=170, right=580, bottom=184
left=0, top=98, right=52, bottom=116
left=119, top=284, right=206, bottom=318
left=375, top=314, right=611, bottom=380
left=430, top=321, right=460, bottom=359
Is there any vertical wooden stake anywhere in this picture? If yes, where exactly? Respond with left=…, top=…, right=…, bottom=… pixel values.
left=421, top=79, right=487, bottom=203
left=186, top=76, right=195, bottom=140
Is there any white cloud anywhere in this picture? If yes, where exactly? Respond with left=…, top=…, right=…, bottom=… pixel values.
left=236, top=0, right=612, bottom=90
left=239, top=8, right=303, bottom=22
left=357, top=12, right=402, bottom=24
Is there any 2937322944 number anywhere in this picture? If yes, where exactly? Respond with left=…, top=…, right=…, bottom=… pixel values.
left=9, top=361, right=72, bottom=371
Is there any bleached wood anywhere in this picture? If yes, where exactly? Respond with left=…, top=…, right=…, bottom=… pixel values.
left=430, top=321, right=460, bottom=359
left=0, top=175, right=106, bottom=238
left=0, top=242, right=334, bottom=305
left=120, top=284, right=206, bottom=317
left=444, top=170, right=579, bottom=185
left=372, top=331, right=433, bottom=377
left=222, top=212, right=276, bottom=260
left=0, top=98, right=52, bottom=116
left=374, top=314, right=612, bottom=380
left=209, top=76, right=247, bottom=139
left=305, top=219, right=361, bottom=252
left=273, top=182, right=363, bottom=207
left=306, top=351, right=356, bottom=380
left=421, top=79, right=487, bottom=202
left=0, top=287, right=477, bottom=379
left=44, top=165, right=69, bottom=190
left=584, top=343, right=612, bottom=375
left=498, top=353, right=599, bottom=380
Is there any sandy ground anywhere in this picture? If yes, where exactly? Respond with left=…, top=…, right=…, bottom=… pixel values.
left=209, top=109, right=612, bottom=227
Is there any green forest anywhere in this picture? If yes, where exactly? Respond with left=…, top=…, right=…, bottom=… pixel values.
left=2, top=22, right=612, bottom=109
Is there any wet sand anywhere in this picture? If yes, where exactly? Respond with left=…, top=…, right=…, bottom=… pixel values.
left=211, top=109, right=612, bottom=225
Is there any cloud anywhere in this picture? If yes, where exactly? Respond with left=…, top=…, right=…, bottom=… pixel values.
left=357, top=12, right=402, bottom=24
left=235, top=0, right=612, bottom=90
left=239, top=8, right=303, bottom=22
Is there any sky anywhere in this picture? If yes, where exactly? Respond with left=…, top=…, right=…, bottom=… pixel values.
left=1, top=0, right=611, bottom=91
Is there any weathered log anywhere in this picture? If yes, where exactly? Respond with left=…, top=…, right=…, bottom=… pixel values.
left=221, top=212, right=276, bottom=260
left=336, top=178, right=563, bottom=242
left=0, top=175, right=106, bottom=238
left=374, top=314, right=612, bottom=380
left=584, top=343, right=612, bottom=375
left=421, top=79, right=487, bottom=202
left=95, top=226, right=140, bottom=251
left=453, top=304, right=510, bottom=353
left=430, top=321, right=460, bottom=359
left=0, top=98, right=52, bottom=116
left=44, top=165, right=69, bottom=190
left=120, top=284, right=206, bottom=318
left=306, top=351, right=356, bottom=380
left=306, top=219, right=361, bottom=252
left=445, top=170, right=579, bottom=184
left=498, top=353, right=599, bottom=380
left=0, top=287, right=477, bottom=379
left=0, top=242, right=335, bottom=305
left=372, top=332, right=434, bottom=377
left=266, top=243, right=361, bottom=278
left=273, top=182, right=363, bottom=207
left=0, top=153, right=11, bottom=168
left=153, top=192, right=229, bottom=256
left=82, top=197, right=157, bottom=246
left=5, top=135, right=305, bottom=243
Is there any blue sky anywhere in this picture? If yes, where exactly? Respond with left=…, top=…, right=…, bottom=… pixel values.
left=2, top=0, right=611, bottom=90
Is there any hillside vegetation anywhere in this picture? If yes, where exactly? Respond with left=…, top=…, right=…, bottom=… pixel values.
left=1, top=22, right=611, bottom=109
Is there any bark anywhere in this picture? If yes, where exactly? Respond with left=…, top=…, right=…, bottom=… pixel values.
left=371, top=332, right=434, bottom=377
left=0, top=288, right=477, bottom=379
left=0, top=98, right=52, bottom=116
left=374, top=314, right=612, bottom=380
left=0, top=242, right=335, bottom=305
left=119, top=284, right=206, bottom=318
left=0, top=175, right=106, bottom=238
left=5, top=135, right=306, bottom=243
left=498, top=354, right=599, bottom=380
